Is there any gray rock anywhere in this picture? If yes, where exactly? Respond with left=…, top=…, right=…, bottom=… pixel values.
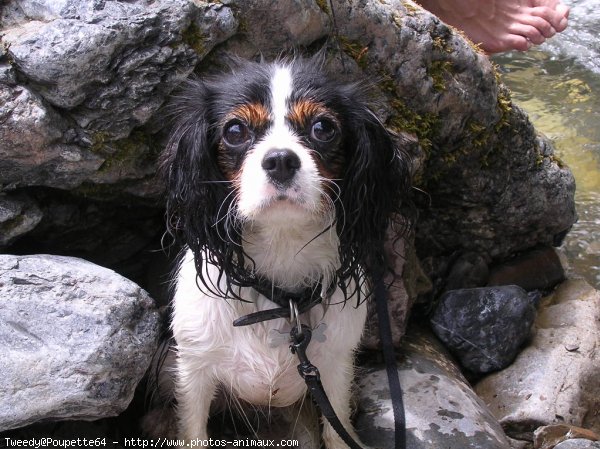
left=328, top=0, right=574, bottom=260
left=475, top=279, right=600, bottom=439
left=356, top=328, right=511, bottom=449
left=0, top=254, right=161, bottom=432
left=0, top=82, right=104, bottom=190
left=1, top=0, right=211, bottom=139
left=0, top=193, right=43, bottom=247
left=1, top=0, right=238, bottom=197
left=554, top=440, right=600, bottom=449
left=218, top=0, right=329, bottom=56
left=431, top=285, right=538, bottom=373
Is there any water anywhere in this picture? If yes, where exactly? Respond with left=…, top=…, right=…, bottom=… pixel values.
left=492, top=0, right=600, bottom=288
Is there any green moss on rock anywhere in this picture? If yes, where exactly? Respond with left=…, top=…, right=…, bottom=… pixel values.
left=90, top=130, right=161, bottom=175
left=181, top=23, right=206, bottom=56
left=339, top=37, right=369, bottom=69
left=380, top=76, right=439, bottom=153
left=315, top=0, right=330, bottom=14
left=428, top=60, right=454, bottom=92
left=401, top=1, right=420, bottom=15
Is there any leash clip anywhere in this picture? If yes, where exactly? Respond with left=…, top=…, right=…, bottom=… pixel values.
left=290, top=322, right=320, bottom=380
left=289, top=300, right=321, bottom=380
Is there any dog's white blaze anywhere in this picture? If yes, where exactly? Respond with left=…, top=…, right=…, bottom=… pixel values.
left=270, top=64, right=293, bottom=128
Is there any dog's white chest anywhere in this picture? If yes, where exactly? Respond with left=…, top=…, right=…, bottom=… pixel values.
left=172, top=252, right=368, bottom=410
left=225, top=324, right=311, bottom=407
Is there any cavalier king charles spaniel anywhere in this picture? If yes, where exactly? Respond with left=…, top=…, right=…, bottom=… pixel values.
left=160, top=56, right=411, bottom=448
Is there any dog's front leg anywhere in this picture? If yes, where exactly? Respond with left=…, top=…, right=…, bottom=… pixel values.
left=319, top=357, right=364, bottom=449
left=174, top=354, right=217, bottom=442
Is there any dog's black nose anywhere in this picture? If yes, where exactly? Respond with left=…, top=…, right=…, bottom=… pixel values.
left=261, top=149, right=301, bottom=185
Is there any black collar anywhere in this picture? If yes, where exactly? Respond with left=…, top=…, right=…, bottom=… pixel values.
left=232, top=277, right=334, bottom=327
left=251, top=277, right=323, bottom=309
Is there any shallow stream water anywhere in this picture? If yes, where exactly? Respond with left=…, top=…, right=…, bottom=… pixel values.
left=492, top=0, right=600, bottom=288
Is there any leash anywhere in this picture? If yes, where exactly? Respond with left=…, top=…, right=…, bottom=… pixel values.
left=373, top=277, right=407, bottom=449
left=290, top=321, right=363, bottom=449
left=233, top=279, right=406, bottom=449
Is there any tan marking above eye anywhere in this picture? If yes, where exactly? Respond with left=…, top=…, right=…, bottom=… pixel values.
left=226, top=103, right=270, bottom=130
left=288, top=100, right=333, bottom=128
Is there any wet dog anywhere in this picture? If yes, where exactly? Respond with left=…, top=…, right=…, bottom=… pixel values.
left=160, top=56, right=410, bottom=447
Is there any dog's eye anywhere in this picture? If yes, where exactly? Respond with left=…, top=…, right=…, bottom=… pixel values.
left=310, top=119, right=336, bottom=143
left=223, top=121, right=252, bottom=147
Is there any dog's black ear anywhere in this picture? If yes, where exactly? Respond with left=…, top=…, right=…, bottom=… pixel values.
left=336, top=106, right=412, bottom=291
left=160, top=79, right=244, bottom=291
left=161, top=78, right=216, bottom=236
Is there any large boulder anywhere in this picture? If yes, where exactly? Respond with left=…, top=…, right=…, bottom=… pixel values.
left=356, top=327, right=511, bottom=448
left=316, top=0, right=575, bottom=263
left=0, top=0, right=576, bottom=351
left=0, top=0, right=237, bottom=194
left=1, top=0, right=576, bottom=303
left=0, top=254, right=161, bottom=432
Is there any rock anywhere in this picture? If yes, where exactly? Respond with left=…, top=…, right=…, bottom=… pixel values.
left=1, top=0, right=216, bottom=139
left=217, top=0, right=329, bottom=55
left=430, top=285, right=538, bottom=373
left=444, top=252, right=490, bottom=291
left=363, top=230, right=431, bottom=349
left=0, top=82, right=104, bottom=190
left=0, top=254, right=161, bottom=432
left=355, top=327, right=511, bottom=449
left=488, top=246, right=565, bottom=291
left=554, top=440, right=600, bottom=449
left=316, top=1, right=576, bottom=264
left=1, top=0, right=238, bottom=194
left=0, top=193, right=43, bottom=247
left=534, top=424, right=599, bottom=449
left=475, top=279, right=600, bottom=440
left=1, top=0, right=576, bottom=293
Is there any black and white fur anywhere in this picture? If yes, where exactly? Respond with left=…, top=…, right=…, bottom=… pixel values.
left=161, top=56, right=411, bottom=448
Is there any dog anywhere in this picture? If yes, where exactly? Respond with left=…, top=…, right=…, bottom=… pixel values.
left=160, top=56, right=411, bottom=448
